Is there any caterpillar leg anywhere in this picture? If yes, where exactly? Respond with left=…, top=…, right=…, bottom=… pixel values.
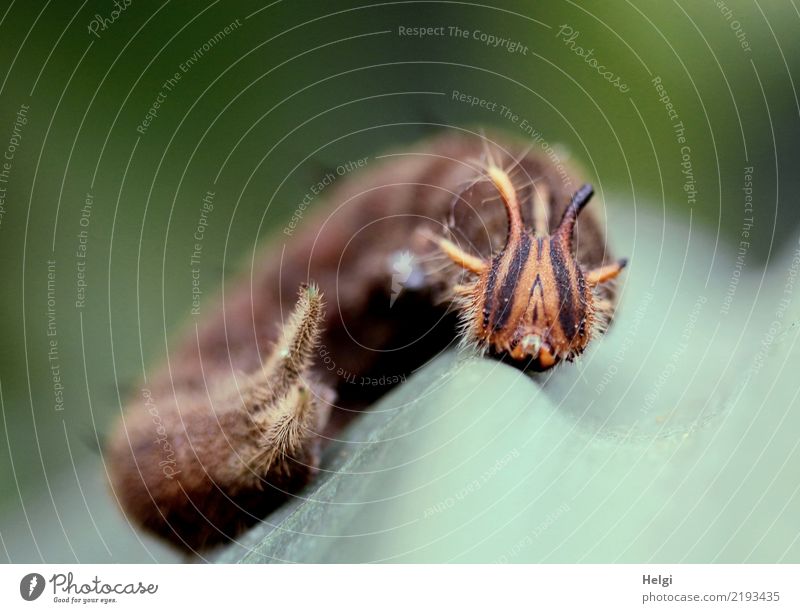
left=419, top=227, right=488, bottom=274
left=585, top=258, right=628, bottom=286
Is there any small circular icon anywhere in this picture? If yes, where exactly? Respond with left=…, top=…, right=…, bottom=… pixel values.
left=20, top=573, right=45, bottom=601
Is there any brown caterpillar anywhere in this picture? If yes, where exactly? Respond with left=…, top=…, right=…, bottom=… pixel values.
left=107, top=130, right=626, bottom=551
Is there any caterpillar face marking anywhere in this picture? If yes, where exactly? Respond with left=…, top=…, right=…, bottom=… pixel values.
left=107, top=131, right=627, bottom=551
left=431, top=165, right=627, bottom=369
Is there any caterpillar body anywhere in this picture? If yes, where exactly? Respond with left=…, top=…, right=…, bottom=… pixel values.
left=107, top=130, right=626, bottom=551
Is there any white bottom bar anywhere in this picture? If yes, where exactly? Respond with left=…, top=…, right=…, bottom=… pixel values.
left=1, top=564, right=797, bottom=612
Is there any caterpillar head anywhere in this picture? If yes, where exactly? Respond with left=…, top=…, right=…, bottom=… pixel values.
left=434, top=165, right=626, bottom=370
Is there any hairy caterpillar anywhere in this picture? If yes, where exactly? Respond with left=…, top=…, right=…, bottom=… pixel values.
left=107, top=130, right=626, bottom=551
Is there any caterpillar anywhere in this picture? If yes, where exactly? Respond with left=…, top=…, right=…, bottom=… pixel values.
left=107, top=130, right=626, bottom=551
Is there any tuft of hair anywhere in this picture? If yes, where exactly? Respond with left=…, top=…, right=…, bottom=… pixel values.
left=452, top=284, right=489, bottom=356
left=250, top=385, right=318, bottom=478
left=246, top=283, right=324, bottom=411
left=243, top=284, right=327, bottom=478
left=589, top=286, right=615, bottom=338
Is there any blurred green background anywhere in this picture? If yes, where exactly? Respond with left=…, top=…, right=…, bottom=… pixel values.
left=0, top=1, right=798, bottom=562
